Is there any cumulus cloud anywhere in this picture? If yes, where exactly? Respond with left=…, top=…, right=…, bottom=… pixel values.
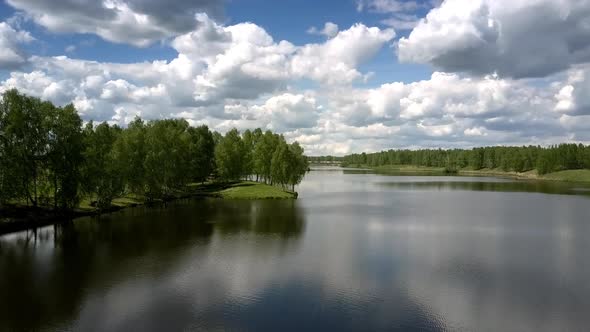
left=356, top=0, right=439, bottom=30
left=0, top=22, right=34, bottom=69
left=255, top=93, right=320, bottom=131
left=3, top=58, right=585, bottom=154
left=173, top=14, right=296, bottom=105
left=356, top=0, right=421, bottom=13
left=331, top=72, right=547, bottom=126
left=5, top=0, right=225, bottom=47
left=305, top=70, right=577, bottom=154
left=554, top=66, right=590, bottom=116
left=0, top=16, right=391, bottom=134
left=292, top=24, right=395, bottom=84
left=212, top=93, right=320, bottom=133
left=398, top=0, right=590, bottom=78
left=307, top=22, right=339, bottom=38
left=169, top=15, right=394, bottom=104
left=3, top=10, right=590, bottom=155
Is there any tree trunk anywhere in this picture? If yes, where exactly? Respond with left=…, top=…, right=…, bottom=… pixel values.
left=33, top=168, right=38, bottom=207
left=53, top=175, right=58, bottom=209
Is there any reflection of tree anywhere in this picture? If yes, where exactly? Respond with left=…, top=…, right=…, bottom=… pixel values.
left=376, top=180, right=590, bottom=197
left=209, top=199, right=306, bottom=237
left=0, top=198, right=306, bottom=331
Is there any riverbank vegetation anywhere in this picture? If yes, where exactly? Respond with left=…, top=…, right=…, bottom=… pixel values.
left=0, top=89, right=308, bottom=218
left=216, top=182, right=297, bottom=199
left=341, top=145, right=590, bottom=182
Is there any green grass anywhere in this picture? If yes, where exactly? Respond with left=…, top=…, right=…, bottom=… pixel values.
left=78, top=194, right=144, bottom=212
left=346, top=164, right=447, bottom=173
left=218, top=181, right=297, bottom=199
left=346, top=164, right=590, bottom=183
left=458, top=168, right=538, bottom=179
left=459, top=168, right=590, bottom=183
left=541, top=169, right=590, bottom=183
left=111, top=196, right=144, bottom=207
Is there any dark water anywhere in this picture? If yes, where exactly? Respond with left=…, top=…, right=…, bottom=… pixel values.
left=1, top=168, right=590, bottom=331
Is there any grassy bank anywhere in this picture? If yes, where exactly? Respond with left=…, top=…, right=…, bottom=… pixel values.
left=344, top=164, right=590, bottom=183
left=344, top=164, right=448, bottom=174
left=1, top=181, right=297, bottom=235
left=459, top=168, right=590, bottom=183
left=215, top=181, right=297, bottom=199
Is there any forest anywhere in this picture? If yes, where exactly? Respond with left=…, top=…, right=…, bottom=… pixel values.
left=0, top=89, right=308, bottom=211
left=341, top=145, right=590, bottom=174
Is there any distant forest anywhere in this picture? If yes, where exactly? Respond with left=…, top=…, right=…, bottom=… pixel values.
left=337, top=145, right=590, bottom=174
left=0, top=89, right=308, bottom=210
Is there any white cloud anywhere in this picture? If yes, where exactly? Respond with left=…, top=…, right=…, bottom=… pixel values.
left=0, top=22, right=34, bottom=69
left=307, top=22, right=339, bottom=38
left=255, top=93, right=320, bottom=131
left=292, top=24, right=395, bottom=84
left=307, top=70, right=579, bottom=153
left=1, top=70, right=76, bottom=105
left=174, top=15, right=296, bottom=105
left=170, top=15, right=393, bottom=105
left=380, top=14, right=420, bottom=30
left=398, top=0, right=590, bottom=78
left=3, top=11, right=590, bottom=155
left=6, top=0, right=225, bottom=47
left=554, top=66, right=590, bottom=115
left=464, top=127, right=487, bottom=137
left=356, top=0, right=420, bottom=13
left=356, top=0, right=439, bottom=30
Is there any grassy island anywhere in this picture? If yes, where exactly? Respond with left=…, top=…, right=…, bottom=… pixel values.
left=186, top=181, right=297, bottom=199
left=216, top=181, right=297, bottom=199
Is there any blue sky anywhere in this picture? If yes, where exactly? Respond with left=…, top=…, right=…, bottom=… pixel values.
left=1, top=0, right=589, bottom=155
left=0, top=0, right=434, bottom=84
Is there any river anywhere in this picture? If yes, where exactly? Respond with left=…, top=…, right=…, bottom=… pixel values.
left=1, top=167, right=589, bottom=331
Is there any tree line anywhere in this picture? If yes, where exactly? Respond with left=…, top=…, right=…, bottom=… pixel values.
left=342, top=145, right=590, bottom=174
left=0, top=89, right=308, bottom=211
left=307, top=156, right=341, bottom=163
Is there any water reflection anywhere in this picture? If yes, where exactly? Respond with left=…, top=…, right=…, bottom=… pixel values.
left=1, top=170, right=590, bottom=331
left=0, top=199, right=305, bottom=332
left=375, top=179, right=590, bottom=196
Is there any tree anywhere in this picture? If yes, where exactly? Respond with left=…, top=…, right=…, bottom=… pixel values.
left=143, top=119, right=191, bottom=199
left=46, top=104, right=84, bottom=210
left=113, top=117, right=146, bottom=195
left=215, top=128, right=246, bottom=181
left=270, top=137, right=290, bottom=188
left=241, top=129, right=255, bottom=180
left=537, top=149, right=555, bottom=175
left=253, top=130, right=278, bottom=184
left=287, top=142, right=308, bottom=191
left=0, top=90, right=51, bottom=206
left=1, top=89, right=314, bottom=211
left=81, top=122, right=123, bottom=210
left=187, top=125, right=215, bottom=183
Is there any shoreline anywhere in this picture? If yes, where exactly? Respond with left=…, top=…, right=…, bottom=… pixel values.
left=342, top=164, right=590, bottom=184
left=0, top=181, right=297, bottom=236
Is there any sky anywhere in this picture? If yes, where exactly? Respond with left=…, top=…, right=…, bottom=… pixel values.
left=0, top=0, right=589, bottom=156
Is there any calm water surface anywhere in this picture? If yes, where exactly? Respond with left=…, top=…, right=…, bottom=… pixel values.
left=1, top=168, right=590, bottom=331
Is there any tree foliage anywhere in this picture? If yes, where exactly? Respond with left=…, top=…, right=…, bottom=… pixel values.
left=81, top=122, right=123, bottom=209
left=0, top=89, right=308, bottom=210
left=0, top=90, right=84, bottom=210
left=341, top=144, right=590, bottom=175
